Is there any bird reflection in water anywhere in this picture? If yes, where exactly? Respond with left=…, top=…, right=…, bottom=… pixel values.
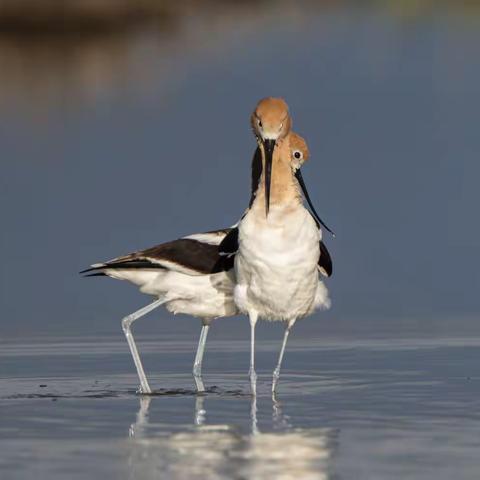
left=127, top=395, right=336, bottom=479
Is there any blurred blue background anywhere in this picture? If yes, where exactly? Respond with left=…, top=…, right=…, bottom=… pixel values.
left=1, top=0, right=479, bottom=338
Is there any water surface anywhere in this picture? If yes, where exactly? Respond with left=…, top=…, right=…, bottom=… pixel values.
left=1, top=333, right=479, bottom=479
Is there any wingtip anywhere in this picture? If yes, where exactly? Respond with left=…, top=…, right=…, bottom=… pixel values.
left=79, top=263, right=106, bottom=275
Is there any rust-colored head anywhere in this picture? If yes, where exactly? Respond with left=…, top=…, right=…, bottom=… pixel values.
left=251, top=97, right=292, bottom=217
left=251, top=97, right=291, bottom=141
left=289, top=132, right=310, bottom=170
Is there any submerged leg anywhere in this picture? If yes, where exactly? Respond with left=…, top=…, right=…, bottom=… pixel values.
left=192, top=323, right=210, bottom=393
left=122, top=298, right=165, bottom=394
left=272, top=318, right=297, bottom=393
left=248, top=311, right=259, bottom=395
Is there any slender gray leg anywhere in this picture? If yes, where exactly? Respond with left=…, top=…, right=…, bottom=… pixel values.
left=122, top=298, right=165, bottom=394
left=193, top=323, right=210, bottom=393
left=272, top=318, right=296, bottom=393
left=248, top=311, right=259, bottom=395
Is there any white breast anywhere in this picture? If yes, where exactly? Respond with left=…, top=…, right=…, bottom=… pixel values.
left=234, top=204, right=330, bottom=321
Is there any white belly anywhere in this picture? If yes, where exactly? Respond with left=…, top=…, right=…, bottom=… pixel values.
left=104, top=268, right=238, bottom=321
left=234, top=205, right=330, bottom=321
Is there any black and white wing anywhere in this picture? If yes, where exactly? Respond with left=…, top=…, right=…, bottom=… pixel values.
left=81, top=228, right=235, bottom=277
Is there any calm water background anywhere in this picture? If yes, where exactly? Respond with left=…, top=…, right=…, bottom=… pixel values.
left=1, top=2, right=480, bottom=478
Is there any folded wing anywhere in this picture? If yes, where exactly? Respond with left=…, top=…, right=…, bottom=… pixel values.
left=81, top=228, right=234, bottom=277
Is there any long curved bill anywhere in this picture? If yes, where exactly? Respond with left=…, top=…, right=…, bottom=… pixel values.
left=263, top=139, right=275, bottom=217
left=295, top=169, right=335, bottom=237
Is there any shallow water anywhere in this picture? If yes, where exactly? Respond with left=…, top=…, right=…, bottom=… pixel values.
left=1, top=334, right=479, bottom=479
left=2, top=2, right=480, bottom=478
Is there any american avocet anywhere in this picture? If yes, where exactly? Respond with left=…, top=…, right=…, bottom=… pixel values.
left=81, top=229, right=238, bottom=394
left=80, top=131, right=331, bottom=395
left=229, top=98, right=334, bottom=394
left=81, top=98, right=332, bottom=395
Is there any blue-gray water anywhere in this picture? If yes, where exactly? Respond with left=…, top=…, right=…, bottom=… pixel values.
left=1, top=2, right=480, bottom=478
left=1, top=334, right=480, bottom=479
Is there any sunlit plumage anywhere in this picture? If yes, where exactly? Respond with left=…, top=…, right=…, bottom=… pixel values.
left=232, top=100, right=333, bottom=392
left=82, top=97, right=333, bottom=395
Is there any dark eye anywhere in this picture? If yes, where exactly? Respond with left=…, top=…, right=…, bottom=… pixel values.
left=294, top=151, right=302, bottom=159
left=258, top=120, right=263, bottom=128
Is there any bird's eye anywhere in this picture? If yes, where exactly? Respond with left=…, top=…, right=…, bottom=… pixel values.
left=293, top=151, right=302, bottom=160
left=258, top=120, right=263, bottom=128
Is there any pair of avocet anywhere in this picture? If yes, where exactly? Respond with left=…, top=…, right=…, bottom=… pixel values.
left=82, top=98, right=334, bottom=395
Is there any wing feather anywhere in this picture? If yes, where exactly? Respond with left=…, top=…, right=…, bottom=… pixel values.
left=81, top=232, right=234, bottom=276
